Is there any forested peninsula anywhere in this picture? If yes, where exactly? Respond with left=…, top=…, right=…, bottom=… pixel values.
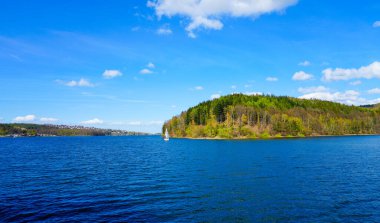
left=163, top=94, right=380, bottom=139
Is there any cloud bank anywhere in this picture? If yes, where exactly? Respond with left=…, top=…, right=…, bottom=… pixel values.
left=368, top=88, right=380, bottom=94
left=13, top=114, right=36, bottom=122
left=13, top=115, right=59, bottom=123
left=322, top=61, right=380, bottom=81
left=298, top=86, right=380, bottom=105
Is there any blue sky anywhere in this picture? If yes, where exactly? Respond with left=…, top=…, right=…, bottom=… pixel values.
left=1, top=0, right=380, bottom=133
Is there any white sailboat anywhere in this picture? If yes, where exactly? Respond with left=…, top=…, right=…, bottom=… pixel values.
left=164, top=128, right=169, bottom=141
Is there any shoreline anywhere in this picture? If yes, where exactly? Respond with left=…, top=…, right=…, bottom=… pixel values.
left=0, top=134, right=157, bottom=138
left=171, top=134, right=380, bottom=140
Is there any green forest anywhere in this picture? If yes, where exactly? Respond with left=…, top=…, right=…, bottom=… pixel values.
left=163, top=94, right=380, bottom=139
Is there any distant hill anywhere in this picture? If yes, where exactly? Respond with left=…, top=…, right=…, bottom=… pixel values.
left=0, top=123, right=148, bottom=137
left=163, top=94, right=380, bottom=139
left=360, top=103, right=380, bottom=109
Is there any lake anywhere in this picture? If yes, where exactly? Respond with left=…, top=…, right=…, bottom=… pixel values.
left=1, top=136, right=380, bottom=222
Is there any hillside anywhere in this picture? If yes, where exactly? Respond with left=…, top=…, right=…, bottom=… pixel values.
left=0, top=124, right=148, bottom=137
left=163, top=94, right=380, bottom=139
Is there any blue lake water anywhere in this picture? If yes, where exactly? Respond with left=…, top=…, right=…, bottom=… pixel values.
left=0, top=136, right=380, bottom=222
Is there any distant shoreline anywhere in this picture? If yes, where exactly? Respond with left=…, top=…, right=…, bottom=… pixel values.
left=0, top=135, right=158, bottom=138
left=0, top=123, right=154, bottom=138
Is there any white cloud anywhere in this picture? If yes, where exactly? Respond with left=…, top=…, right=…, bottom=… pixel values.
left=299, top=90, right=380, bottom=106
left=185, top=17, right=223, bottom=37
left=13, top=114, right=36, bottom=122
left=349, top=80, right=362, bottom=86
left=298, top=86, right=329, bottom=94
left=373, top=21, right=380, bottom=28
left=103, top=70, right=122, bottom=79
left=59, top=78, right=94, bottom=87
left=81, top=118, right=104, bottom=125
left=368, top=88, right=380, bottom=94
left=140, top=68, right=153, bottom=74
left=292, top=71, right=314, bottom=81
left=147, top=62, right=155, bottom=69
left=322, top=61, right=380, bottom=81
left=298, top=60, right=311, bottom=66
left=157, top=27, right=173, bottom=35
left=40, top=117, right=58, bottom=123
left=244, top=91, right=263, bottom=96
left=13, top=115, right=59, bottom=123
left=194, top=86, right=204, bottom=90
left=211, top=94, right=221, bottom=99
left=231, top=85, right=237, bottom=89
left=149, top=0, right=298, bottom=37
left=266, top=77, right=278, bottom=82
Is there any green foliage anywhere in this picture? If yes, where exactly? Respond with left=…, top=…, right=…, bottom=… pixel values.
left=163, top=94, right=380, bottom=139
left=0, top=128, right=6, bottom=136
left=27, top=129, right=37, bottom=136
left=274, top=133, right=282, bottom=138
left=217, top=127, right=233, bottom=139
left=240, top=126, right=254, bottom=137
left=272, top=114, right=304, bottom=136
left=260, top=131, right=271, bottom=139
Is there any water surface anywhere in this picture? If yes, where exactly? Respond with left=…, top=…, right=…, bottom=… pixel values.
left=1, top=136, right=380, bottom=222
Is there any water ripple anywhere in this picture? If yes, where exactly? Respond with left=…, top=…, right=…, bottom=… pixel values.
left=0, top=136, right=380, bottom=222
